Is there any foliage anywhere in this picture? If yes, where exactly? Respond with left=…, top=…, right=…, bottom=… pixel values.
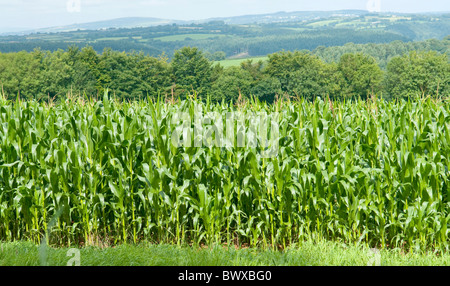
left=250, top=76, right=282, bottom=104
left=1, top=96, right=450, bottom=252
left=0, top=42, right=448, bottom=103
left=210, top=66, right=253, bottom=103
left=171, top=47, right=213, bottom=98
left=0, top=46, right=172, bottom=101
left=265, top=51, right=330, bottom=100
left=0, top=50, right=44, bottom=100
left=385, top=51, right=450, bottom=99
left=313, top=38, right=450, bottom=69
left=337, top=53, right=383, bottom=99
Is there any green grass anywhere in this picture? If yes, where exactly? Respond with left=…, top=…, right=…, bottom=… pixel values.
left=1, top=240, right=449, bottom=266
left=215, top=56, right=268, bottom=67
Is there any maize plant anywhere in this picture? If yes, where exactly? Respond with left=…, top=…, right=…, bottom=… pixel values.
left=0, top=92, right=449, bottom=252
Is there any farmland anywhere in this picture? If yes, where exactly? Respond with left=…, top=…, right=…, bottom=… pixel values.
left=214, top=56, right=268, bottom=67
left=0, top=9, right=449, bottom=268
left=1, top=12, right=449, bottom=59
left=0, top=93, right=449, bottom=253
left=154, top=33, right=227, bottom=42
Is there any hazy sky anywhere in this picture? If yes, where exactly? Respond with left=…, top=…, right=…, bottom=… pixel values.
left=1, top=0, right=449, bottom=30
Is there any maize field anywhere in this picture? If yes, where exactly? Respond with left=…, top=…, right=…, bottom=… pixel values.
left=0, top=93, right=449, bottom=251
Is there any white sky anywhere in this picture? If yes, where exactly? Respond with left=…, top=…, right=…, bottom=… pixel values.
left=0, top=0, right=449, bottom=30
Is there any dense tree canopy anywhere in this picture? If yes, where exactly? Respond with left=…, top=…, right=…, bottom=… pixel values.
left=171, top=47, right=212, bottom=98
left=265, top=51, right=329, bottom=100
left=0, top=42, right=448, bottom=103
left=337, top=53, right=383, bottom=99
left=210, top=66, right=253, bottom=103
left=385, top=51, right=450, bottom=99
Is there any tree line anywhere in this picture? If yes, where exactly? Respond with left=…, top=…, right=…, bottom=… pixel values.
left=0, top=45, right=448, bottom=103
left=314, top=36, right=450, bottom=69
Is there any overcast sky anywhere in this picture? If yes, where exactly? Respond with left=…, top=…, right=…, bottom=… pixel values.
left=1, top=0, right=449, bottom=30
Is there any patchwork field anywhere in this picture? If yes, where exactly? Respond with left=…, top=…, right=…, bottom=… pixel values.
left=154, top=33, right=226, bottom=42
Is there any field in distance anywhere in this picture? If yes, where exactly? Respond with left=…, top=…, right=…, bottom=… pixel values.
left=215, top=56, right=268, bottom=67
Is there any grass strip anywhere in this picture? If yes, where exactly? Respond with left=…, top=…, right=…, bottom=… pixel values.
left=1, top=240, right=449, bottom=266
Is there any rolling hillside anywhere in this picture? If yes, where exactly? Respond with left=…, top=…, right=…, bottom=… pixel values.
left=0, top=11, right=448, bottom=59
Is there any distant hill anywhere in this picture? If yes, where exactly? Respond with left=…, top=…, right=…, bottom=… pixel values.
left=208, top=10, right=369, bottom=24
left=0, top=10, right=448, bottom=58
left=0, top=27, right=33, bottom=35
left=3, top=10, right=450, bottom=36
left=3, top=17, right=189, bottom=35
left=4, top=10, right=371, bottom=35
